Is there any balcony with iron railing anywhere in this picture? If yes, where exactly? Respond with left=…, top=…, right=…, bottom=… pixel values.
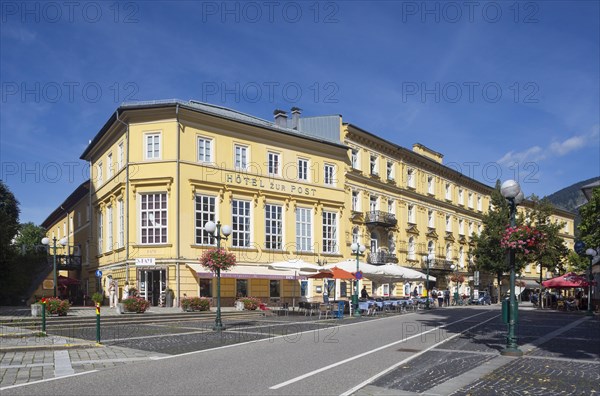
left=49, top=255, right=82, bottom=271
left=421, top=257, right=454, bottom=271
left=367, top=251, right=398, bottom=265
left=365, top=211, right=397, bottom=228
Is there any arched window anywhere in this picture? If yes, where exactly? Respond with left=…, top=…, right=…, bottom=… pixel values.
left=370, top=232, right=378, bottom=252
left=388, top=232, right=395, bottom=252
left=408, top=237, right=415, bottom=260
left=427, top=241, right=435, bottom=256
left=352, top=227, right=359, bottom=244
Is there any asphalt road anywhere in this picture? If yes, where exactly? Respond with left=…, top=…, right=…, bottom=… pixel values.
left=2, top=306, right=599, bottom=395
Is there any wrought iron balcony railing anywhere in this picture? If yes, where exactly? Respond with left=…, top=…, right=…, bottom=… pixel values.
left=365, top=211, right=397, bottom=227
left=49, top=255, right=82, bottom=271
left=367, top=252, right=398, bottom=265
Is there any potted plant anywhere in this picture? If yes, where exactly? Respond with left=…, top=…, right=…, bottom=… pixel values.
left=236, top=297, right=261, bottom=310
left=122, top=296, right=151, bottom=313
left=199, top=248, right=237, bottom=273
left=40, top=297, right=70, bottom=316
left=91, top=292, right=104, bottom=306
left=180, top=296, right=211, bottom=312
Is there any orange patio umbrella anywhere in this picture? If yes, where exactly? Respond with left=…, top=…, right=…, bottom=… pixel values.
left=309, top=266, right=356, bottom=280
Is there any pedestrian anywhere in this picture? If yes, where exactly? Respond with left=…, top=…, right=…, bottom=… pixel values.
left=413, top=287, right=419, bottom=297
left=431, top=289, right=438, bottom=307
left=438, top=290, right=444, bottom=308
left=123, top=281, right=130, bottom=300
left=361, top=286, right=369, bottom=299
left=108, top=277, right=116, bottom=307
left=444, top=289, right=450, bottom=307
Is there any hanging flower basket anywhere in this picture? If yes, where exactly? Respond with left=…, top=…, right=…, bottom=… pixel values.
left=500, top=225, right=545, bottom=259
left=200, top=248, right=237, bottom=273
left=450, top=274, right=465, bottom=283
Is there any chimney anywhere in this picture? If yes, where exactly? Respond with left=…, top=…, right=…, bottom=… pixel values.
left=291, top=107, right=302, bottom=130
left=273, top=109, right=288, bottom=128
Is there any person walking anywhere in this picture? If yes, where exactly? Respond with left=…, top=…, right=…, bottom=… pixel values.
left=437, top=290, right=444, bottom=307
left=123, top=281, right=130, bottom=300
left=444, top=288, right=450, bottom=307
left=108, top=277, right=116, bottom=308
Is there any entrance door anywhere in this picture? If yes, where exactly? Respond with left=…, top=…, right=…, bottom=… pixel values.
left=139, top=269, right=166, bottom=306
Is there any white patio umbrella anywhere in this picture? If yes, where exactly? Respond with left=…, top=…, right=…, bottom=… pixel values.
left=379, top=264, right=436, bottom=282
left=269, top=259, right=323, bottom=309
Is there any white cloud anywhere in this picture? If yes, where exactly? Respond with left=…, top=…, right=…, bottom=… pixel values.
left=497, top=146, right=545, bottom=166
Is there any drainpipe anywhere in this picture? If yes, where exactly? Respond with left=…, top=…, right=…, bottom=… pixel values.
left=176, top=104, right=181, bottom=307
left=115, top=111, right=130, bottom=283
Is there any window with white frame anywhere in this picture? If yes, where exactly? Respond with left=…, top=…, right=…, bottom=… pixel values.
left=458, top=188, right=464, bottom=205
left=197, top=136, right=212, bottom=163
left=446, top=243, right=452, bottom=261
left=446, top=215, right=452, bottom=232
left=407, top=168, right=415, bottom=188
left=106, top=205, right=113, bottom=251
left=408, top=237, right=415, bottom=260
left=459, top=219, right=464, bottom=235
left=370, top=232, right=378, bottom=252
left=268, top=152, right=280, bottom=176
left=478, top=224, right=482, bottom=235
left=97, top=210, right=103, bottom=254
left=427, top=240, right=435, bottom=256
left=324, top=163, right=335, bottom=185
left=469, top=222, right=474, bottom=236
left=234, top=145, right=248, bottom=170
left=428, top=210, right=434, bottom=228
left=118, top=199, right=124, bottom=248
left=351, top=148, right=359, bottom=169
left=107, top=153, right=113, bottom=179
left=352, top=226, right=359, bottom=244
left=370, top=154, right=378, bottom=175
left=408, top=204, right=416, bottom=224
left=145, top=133, right=161, bottom=160
left=298, top=158, right=308, bottom=181
left=477, top=195, right=482, bottom=211
left=352, top=191, right=360, bottom=211
left=265, top=204, right=283, bottom=250
left=117, top=141, right=124, bottom=170
left=97, top=162, right=103, bottom=185
left=388, top=199, right=395, bottom=215
left=386, top=161, right=394, bottom=180
left=322, top=211, right=337, bottom=253
left=195, top=195, right=216, bottom=245
left=369, top=196, right=378, bottom=212
left=140, top=193, right=167, bottom=244
left=428, top=176, right=434, bottom=194
left=295, top=207, right=312, bottom=252
left=232, top=200, right=251, bottom=247
left=445, top=183, right=451, bottom=200
left=468, top=192, right=473, bottom=208
left=459, top=247, right=464, bottom=268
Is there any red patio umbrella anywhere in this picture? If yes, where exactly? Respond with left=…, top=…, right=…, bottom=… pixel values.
left=308, top=266, right=356, bottom=280
left=58, top=275, right=80, bottom=286
left=542, top=272, right=595, bottom=289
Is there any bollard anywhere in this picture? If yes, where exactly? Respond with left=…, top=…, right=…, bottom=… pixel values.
left=41, top=299, right=46, bottom=334
left=96, top=302, right=101, bottom=344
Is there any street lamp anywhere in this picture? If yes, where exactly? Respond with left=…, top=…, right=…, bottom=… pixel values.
left=351, top=242, right=366, bottom=317
left=41, top=236, right=68, bottom=297
left=585, top=248, right=597, bottom=317
left=423, top=253, right=435, bottom=309
left=204, top=220, right=232, bottom=331
left=500, top=179, right=525, bottom=356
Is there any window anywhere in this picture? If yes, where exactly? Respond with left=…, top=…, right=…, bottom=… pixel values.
left=268, top=152, right=280, bottom=175
left=369, top=196, right=378, bottom=212
left=407, top=168, right=415, bottom=188
left=322, top=211, right=337, bottom=253
left=388, top=231, right=396, bottom=252
left=445, top=183, right=451, bottom=200
left=446, top=244, right=452, bottom=261
left=459, top=219, right=464, bottom=235
left=478, top=224, right=482, bottom=235
left=77, top=211, right=81, bottom=227
left=446, top=215, right=452, bottom=232
left=295, top=207, right=312, bottom=252
left=324, top=164, right=335, bottom=185
left=388, top=199, right=395, bottom=215
left=195, top=195, right=216, bottom=245
left=270, top=280, right=280, bottom=298
left=468, top=192, right=473, bottom=208
left=106, top=205, right=113, bottom=251
left=234, top=145, right=248, bottom=170
left=232, top=200, right=251, bottom=247
left=477, top=195, right=482, bottom=211
left=351, top=148, right=359, bottom=169
left=408, top=204, right=415, bottom=224
left=118, top=200, right=124, bottom=248
left=428, top=210, right=434, bottom=228
left=97, top=162, right=103, bottom=184
left=199, top=279, right=212, bottom=297
left=352, top=191, right=360, bottom=211
left=428, top=176, right=434, bottom=194
left=458, top=188, right=464, bottom=205
left=107, top=153, right=113, bottom=179
left=370, top=154, right=378, bottom=175
left=145, top=133, right=161, bottom=160
left=301, top=280, right=308, bottom=297
left=427, top=240, right=435, bottom=256
left=197, top=137, right=212, bottom=163
left=469, top=222, right=474, bottom=236
left=140, top=193, right=167, bottom=244
left=408, top=237, right=415, bottom=260
left=352, top=227, right=359, bottom=244
left=265, top=204, right=283, bottom=250
left=97, top=210, right=103, bottom=254
left=459, top=247, right=464, bottom=268
left=236, top=279, right=248, bottom=298
left=117, top=142, right=124, bottom=170
left=386, top=161, right=394, bottom=180
left=298, top=158, right=308, bottom=181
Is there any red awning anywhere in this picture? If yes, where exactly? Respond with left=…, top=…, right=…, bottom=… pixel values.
left=309, top=267, right=356, bottom=280
left=542, top=272, right=595, bottom=289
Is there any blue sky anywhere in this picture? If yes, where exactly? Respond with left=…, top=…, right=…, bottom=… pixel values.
left=1, top=1, right=599, bottom=225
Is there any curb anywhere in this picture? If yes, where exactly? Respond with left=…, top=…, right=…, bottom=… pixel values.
left=0, top=342, right=103, bottom=353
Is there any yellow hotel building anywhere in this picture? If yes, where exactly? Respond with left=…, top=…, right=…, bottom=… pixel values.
left=39, top=100, right=575, bottom=306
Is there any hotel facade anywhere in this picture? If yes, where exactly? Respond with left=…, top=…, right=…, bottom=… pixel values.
left=38, top=100, right=576, bottom=306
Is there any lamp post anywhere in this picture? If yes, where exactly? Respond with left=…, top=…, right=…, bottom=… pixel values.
left=423, top=253, right=434, bottom=309
left=204, top=220, right=232, bottom=331
left=41, top=237, right=68, bottom=297
left=500, top=179, right=525, bottom=357
left=585, top=248, right=597, bottom=317
left=450, top=264, right=458, bottom=305
left=351, top=243, right=366, bottom=317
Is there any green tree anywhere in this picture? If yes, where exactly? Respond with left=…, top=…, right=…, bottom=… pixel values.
left=567, top=251, right=589, bottom=273
left=526, top=195, right=569, bottom=279
left=578, top=187, right=600, bottom=251
left=14, top=222, right=46, bottom=255
left=471, top=180, right=513, bottom=298
left=0, top=180, right=20, bottom=262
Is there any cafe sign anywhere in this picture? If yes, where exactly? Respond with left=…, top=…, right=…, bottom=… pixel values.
left=225, top=173, right=317, bottom=197
left=136, top=258, right=156, bottom=266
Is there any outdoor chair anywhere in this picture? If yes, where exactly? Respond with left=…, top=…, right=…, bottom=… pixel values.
left=319, top=304, right=332, bottom=319
left=279, top=302, right=290, bottom=316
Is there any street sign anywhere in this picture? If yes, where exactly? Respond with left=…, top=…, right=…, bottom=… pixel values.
left=95, top=270, right=102, bottom=278
left=355, top=271, right=363, bottom=280
left=575, top=241, right=586, bottom=255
